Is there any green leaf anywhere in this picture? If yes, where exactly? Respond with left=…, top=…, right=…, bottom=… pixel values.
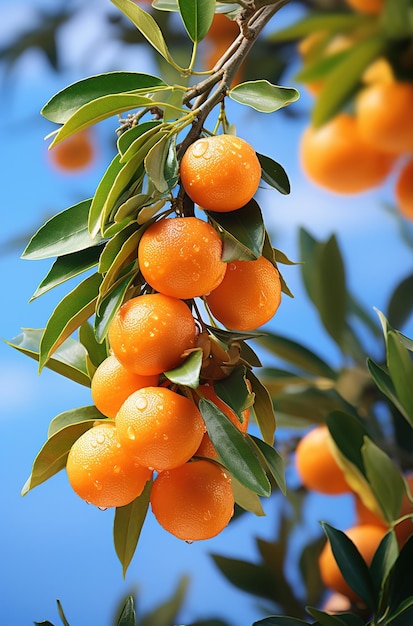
left=269, top=12, right=370, bottom=42
left=5, top=329, right=91, bottom=387
left=140, top=576, right=189, bottom=626
left=249, top=435, right=286, bottom=495
left=178, top=0, right=215, bottom=42
left=253, top=619, right=312, bottom=626
left=89, top=155, right=124, bottom=238
left=94, top=268, right=138, bottom=343
left=111, top=0, right=184, bottom=70
left=245, top=369, right=277, bottom=445
left=164, top=349, right=203, bottom=388
left=97, top=225, right=142, bottom=304
left=229, top=80, right=299, bottom=113
left=230, top=477, right=265, bottom=516
left=382, top=0, right=413, bottom=39
left=387, top=535, right=413, bottom=616
left=116, top=595, right=136, bottom=626
left=312, top=34, right=385, bottom=127
left=370, top=530, right=399, bottom=606
left=207, top=199, right=265, bottom=262
left=387, top=273, right=413, bottom=330
left=48, top=405, right=105, bottom=438
left=118, top=120, right=163, bottom=161
left=387, top=330, right=413, bottom=426
left=367, top=358, right=408, bottom=419
left=321, top=522, right=376, bottom=609
left=257, top=153, right=290, bottom=195
left=144, top=133, right=178, bottom=192
left=49, top=94, right=154, bottom=148
left=199, top=399, right=271, bottom=497
left=41, top=72, right=167, bottom=124
left=78, top=321, right=108, bottom=370
left=307, top=607, right=362, bottom=626
left=21, top=419, right=97, bottom=495
left=39, top=272, right=103, bottom=371
left=22, top=199, right=103, bottom=260
left=213, top=366, right=251, bottom=419
left=114, top=480, right=152, bottom=577
left=211, top=554, right=280, bottom=603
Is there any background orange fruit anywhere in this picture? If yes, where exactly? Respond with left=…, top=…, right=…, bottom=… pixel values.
left=150, top=459, right=234, bottom=541
left=300, top=113, right=395, bottom=193
left=205, top=255, right=281, bottom=331
left=395, top=159, right=413, bottom=220
left=116, top=386, right=206, bottom=471
left=108, top=294, right=196, bottom=376
left=66, top=421, right=152, bottom=508
left=138, top=216, right=226, bottom=299
left=295, top=424, right=351, bottom=495
left=345, top=0, right=383, bottom=14
left=319, top=524, right=387, bottom=601
left=180, top=134, right=262, bottom=212
left=91, top=354, right=159, bottom=418
left=48, top=129, right=95, bottom=172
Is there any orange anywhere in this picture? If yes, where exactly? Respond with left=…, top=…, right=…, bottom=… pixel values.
left=195, top=432, right=219, bottom=459
left=319, top=524, right=387, bottom=601
left=300, top=113, right=395, bottom=193
left=295, top=424, right=351, bottom=495
left=345, top=0, right=383, bottom=14
left=66, top=421, right=152, bottom=508
left=356, top=81, right=413, bottom=154
left=180, top=134, right=262, bottom=212
left=116, top=386, right=205, bottom=471
left=206, top=13, right=239, bottom=41
left=91, top=354, right=159, bottom=418
left=150, top=459, right=234, bottom=540
left=49, top=129, right=95, bottom=172
left=205, top=255, right=281, bottom=331
left=395, top=159, right=413, bottom=220
left=108, top=293, right=196, bottom=376
left=138, top=216, right=226, bottom=299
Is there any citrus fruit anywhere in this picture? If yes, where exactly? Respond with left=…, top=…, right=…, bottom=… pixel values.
left=108, top=294, right=196, bottom=376
left=180, top=134, right=262, bottom=212
left=345, top=0, right=383, bottom=14
left=356, top=81, right=413, bottom=154
left=138, top=216, right=226, bottom=299
left=205, top=255, right=282, bottom=331
left=319, top=524, right=387, bottom=601
left=91, top=354, right=159, bottom=418
left=197, top=383, right=250, bottom=433
left=116, top=386, right=206, bottom=471
left=49, top=129, right=95, bottom=172
left=300, top=113, right=395, bottom=193
left=66, top=421, right=152, bottom=508
left=395, top=159, right=413, bottom=220
left=150, top=459, right=234, bottom=541
left=295, top=424, right=351, bottom=495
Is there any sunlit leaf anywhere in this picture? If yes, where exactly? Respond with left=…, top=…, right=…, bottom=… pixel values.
left=118, top=120, right=163, bottom=161
left=178, top=0, right=215, bottom=42
left=230, top=477, right=265, bottom=516
left=164, top=349, right=203, bottom=388
left=246, top=369, right=276, bottom=445
left=114, top=480, right=152, bottom=577
left=145, top=133, right=178, bottom=192
left=229, top=80, right=299, bottom=113
left=95, top=268, right=138, bottom=343
left=249, top=435, right=286, bottom=495
left=387, top=330, right=413, bottom=426
left=89, top=154, right=124, bottom=238
left=78, top=321, right=108, bottom=370
left=22, top=199, right=103, bottom=260
left=48, top=405, right=105, bottom=438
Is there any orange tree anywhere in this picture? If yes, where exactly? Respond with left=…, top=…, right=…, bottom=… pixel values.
left=4, top=0, right=413, bottom=625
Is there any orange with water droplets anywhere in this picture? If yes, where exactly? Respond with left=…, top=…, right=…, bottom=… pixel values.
left=91, top=354, right=159, bottom=418
left=116, top=386, right=206, bottom=471
left=150, top=459, right=234, bottom=541
left=138, top=216, right=226, bottom=299
left=180, top=134, right=262, bottom=212
left=66, top=421, right=152, bottom=508
left=108, top=294, right=196, bottom=376
left=205, top=255, right=281, bottom=331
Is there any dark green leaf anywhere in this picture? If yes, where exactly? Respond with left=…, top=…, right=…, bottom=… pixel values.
left=114, top=480, right=152, bottom=577
left=48, top=405, right=105, bottom=438
left=178, top=0, right=215, bottom=42
left=387, top=273, right=413, bottom=330
left=249, top=435, right=286, bottom=494
left=321, top=522, right=376, bottom=610
left=211, top=554, right=279, bottom=603
left=387, top=330, right=413, bottom=426
left=370, top=530, right=398, bottom=606
left=116, top=595, right=136, bottom=626
left=257, top=153, right=290, bottom=195
left=273, top=388, right=356, bottom=424
left=199, top=399, right=271, bottom=497
left=164, top=349, right=203, bottom=387
left=94, top=269, right=138, bottom=343
left=41, top=72, right=167, bottom=123
left=307, top=607, right=361, bottom=626
left=367, top=357, right=408, bottom=419
left=207, top=199, right=265, bottom=262
left=22, top=199, right=103, bottom=260
left=382, top=0, right=413, bottom=39
left=5, top=328, right=90, bottom=387
left=140, top=576, right=189, bottom=626
left=387, top=535, right=413, bottom=615
left=39, top=273, right=102, bottom=371
left=229, top=80, right=299, bottom=113
left=245, top=369, right=277, bottom=445
left=213, top=366, right=251, bottom=419
left=253, top=617, right=311, bottom=625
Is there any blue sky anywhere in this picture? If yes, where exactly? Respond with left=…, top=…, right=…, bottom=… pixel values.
left=2, top=1, right=413, bottom=624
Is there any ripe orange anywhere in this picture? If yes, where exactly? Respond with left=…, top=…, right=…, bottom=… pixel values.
left=116, top=386, right=205, bottom=471
left=345, top=0, right=383, bottom=14
left=91, top=354, right=159, bottom=418
left=203, top=14, right=244, bottom=86
left=195, top=432, right=219, bottom=459
left=300, top=113, right=395, bottom=193
left=49, top=129, right=95, bottom=172
left=138, top=216, right=226, bottom=299
left=395, top=159, right=413, bottom=220
left=295, top=424, right=351, bottom=495
left=150, top=459, right=234, bottom=541
left=356, top=82, right=413, bottom=154
left=205, top=255, right=281, bottom=331
left=180, top=134, right=262, bottom=212
left=66, top=421, right=152, bottom=508
left=108, top=294, right=196, bottom=376
left=319, top=524, right=387, bottom=601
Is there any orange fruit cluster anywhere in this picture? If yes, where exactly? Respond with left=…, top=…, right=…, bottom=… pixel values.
left=65, top=133, right=284, bottom=541
left=295, top=425, right=413, bottom=602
